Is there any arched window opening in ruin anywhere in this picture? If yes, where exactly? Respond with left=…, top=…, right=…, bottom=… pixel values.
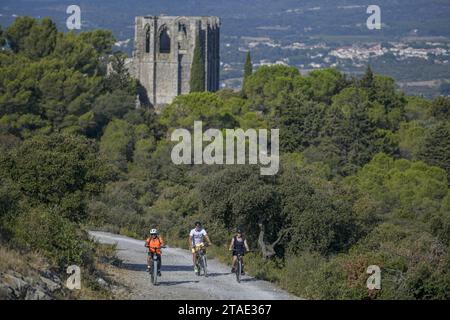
left=145, top=27, right=150, bottom=53
left=178, top=23, right=188, bottom=50
left=159, top=27, right=171, bottom=54
left=179, top=23, right=187, bottom=36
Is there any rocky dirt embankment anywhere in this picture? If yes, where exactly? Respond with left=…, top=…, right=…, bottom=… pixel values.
left=0, top=269, right=63, bottom=300
left=0, top=244, right=122, bottom=300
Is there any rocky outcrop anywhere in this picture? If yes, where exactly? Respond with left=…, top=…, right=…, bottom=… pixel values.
left=0, top=270, right=63, bottom=300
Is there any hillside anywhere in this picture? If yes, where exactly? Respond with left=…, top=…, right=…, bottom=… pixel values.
left=0, top=17, right=449, bottom=300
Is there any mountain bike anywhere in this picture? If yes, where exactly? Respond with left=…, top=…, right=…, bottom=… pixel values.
left=232, top=249, right=251, bottom=283
left=194, top=243, right=208, bottom=277
left=148, top=246, right=164, bottom=285
left=235, top=251, right=244, bottom=283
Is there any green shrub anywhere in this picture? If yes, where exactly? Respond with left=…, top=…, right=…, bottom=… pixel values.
left=1, top=133, right=112, bottom=222
left=12, top=207, right=94, bottom=269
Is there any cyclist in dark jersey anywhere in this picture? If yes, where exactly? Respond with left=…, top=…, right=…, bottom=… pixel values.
left=229, top=227, right=250, bottom=274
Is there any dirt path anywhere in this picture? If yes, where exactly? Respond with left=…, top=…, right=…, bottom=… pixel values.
left=90, top=231, right=298, bottom=300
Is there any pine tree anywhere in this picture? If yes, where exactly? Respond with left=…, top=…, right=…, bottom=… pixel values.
left=243, top=51, right=253, bottom=91
left=420, top=122, right=450, bottom=182
left=190, top=35, right=205, bottom=92
left=0, top=25, right=5, bottom=47
left=242, top=51, right=253, bottom=97
left=361, top=65, right=374, bottom=88
left=322, top=92, right=377, bottom=175
left=5, top=16, right=35, bottom=53
left=24, top=18, right=58, bottom=59
left=429, top=96, right=450, bottom=121
left=361, top=65, right=375, bottom=100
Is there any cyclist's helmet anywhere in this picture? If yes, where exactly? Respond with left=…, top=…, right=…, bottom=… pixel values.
left=150, top=229, right=158, bottom=235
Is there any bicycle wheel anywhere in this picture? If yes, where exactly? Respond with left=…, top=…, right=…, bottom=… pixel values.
left=149, top=263, right=155, bottom=284
left=201, top=255, right=208, bottom=277
left=236, top=258, right=241, bottom=283
left=153, top=259, right=158, bottom=285
left=195, top=255, right=201, bottom=276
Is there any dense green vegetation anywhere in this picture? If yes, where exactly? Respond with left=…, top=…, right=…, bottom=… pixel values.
left=1, top=17, right=449, bottom=300
left=0, top=17, right=135, bottom=295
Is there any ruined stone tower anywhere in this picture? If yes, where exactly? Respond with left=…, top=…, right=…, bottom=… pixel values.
left=132, top=16, right=220, bottom=108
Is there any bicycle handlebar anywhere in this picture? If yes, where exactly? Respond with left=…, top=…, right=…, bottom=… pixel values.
left=191, top=243, right=211, bottom=249
left=147, top=246, right=163, bottom=251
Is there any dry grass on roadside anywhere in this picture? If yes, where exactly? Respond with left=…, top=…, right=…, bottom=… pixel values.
left=0, top=245, right=48, bottom=275
left=95, top=243, right=117, bottom=261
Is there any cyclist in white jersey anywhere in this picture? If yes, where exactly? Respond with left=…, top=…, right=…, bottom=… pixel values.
left=189, top=221, right=212, bottom=273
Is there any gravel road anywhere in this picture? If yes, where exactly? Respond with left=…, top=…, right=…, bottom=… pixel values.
left=90, top=231, right=298, bottom=300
